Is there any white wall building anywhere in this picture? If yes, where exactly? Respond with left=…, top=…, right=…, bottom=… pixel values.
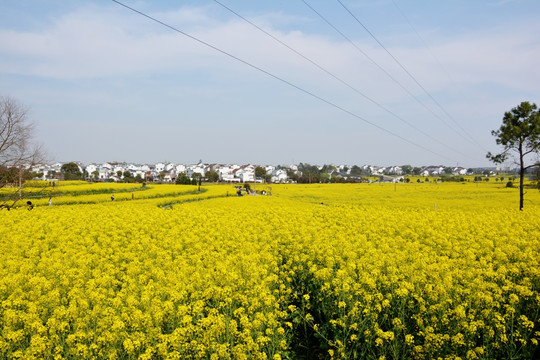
left=155, top=162, right=166, bottom=172
left=271, top=169, right=288, bottom=183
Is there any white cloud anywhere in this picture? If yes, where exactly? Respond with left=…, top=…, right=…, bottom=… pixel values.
left=2, top=2, right=537, bottom=97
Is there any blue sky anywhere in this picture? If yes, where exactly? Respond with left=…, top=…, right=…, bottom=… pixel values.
left=1, top=0, right=539, bottom=167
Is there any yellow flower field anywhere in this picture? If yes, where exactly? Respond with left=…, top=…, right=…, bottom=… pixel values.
left=0, top=182, right=539, bottom=359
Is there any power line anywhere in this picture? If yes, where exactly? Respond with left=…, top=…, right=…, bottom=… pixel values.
left=390, top=0, right=489, bottom=153
left=112, top=0, right=461, bottom=163
left=212, top=0, right=474, bottom=160
left=300, top=1, right=457, bottom=140
left=391, top=0, right=450, bottom=81
left=335, top=0, right=487, bottom=152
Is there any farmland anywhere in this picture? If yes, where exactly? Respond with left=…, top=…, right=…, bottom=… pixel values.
left=1, top=181, right=539, bottom=359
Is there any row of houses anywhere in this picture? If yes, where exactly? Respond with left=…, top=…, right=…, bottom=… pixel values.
left=31, top=161, right=289, bottom=183
left=358, top=165, right=471, bottom=176
left=31, top=161, right=499, bottom=183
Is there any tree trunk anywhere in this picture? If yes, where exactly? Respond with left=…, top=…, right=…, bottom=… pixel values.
left=519, top=169, right=524, bottom=211
left=519, top=142, right=524, bottom=211
left=18, top=161, right=22, bottom=199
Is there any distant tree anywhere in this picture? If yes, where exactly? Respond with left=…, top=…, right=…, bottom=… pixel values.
left=320, top=173, right=330, bottom=183
left=0, top=166, right=18, bottom=185
left=286, top=169, right=299, bottom=182
left=191, top=172, right=202, bottom=181
left=331, top=174, right=344, bottom=183
left=402, top=165, right=413, bottom=175
left=444, top=167, right=453, bottom=175
left=321, top=164, right=337, bottom=174
left=205, top=170, right=219, bottom=182
left=123, top=171, right=134, bottom=183
left=175, top=172, right=191, bottom=185
left=413, top=167, right=422, bottom=175
left=487, top=101, right=540, bottom=210
left=440, top=175, right=465, bottom=183
left=29, top=171, right=43, bottom=179
left=47, top=170, right=58, bottom=179
left=254, top=166, right=267, bottom=181
left=191, top=172, right=202, bottom=187
left=298, top=163, right=320, bottom=183
left=350, top=165, right=363, bottom=176
left=116, top=171, right=123, bottom=178
left=134, top=174, right=143, bottom=183
left=61, top=162, right=82, bottom=181
left=91, top=170, right=99, bottom=180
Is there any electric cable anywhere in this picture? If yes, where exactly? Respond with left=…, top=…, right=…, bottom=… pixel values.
left=335, top=0, right=487, bottom=152
left=300, top=1, right=459, bottom=141
left=390, top=0, right=488, bottom=152
left=213, top=0, right=475, bottom=160
left=112, top=0, right=466, bottom=164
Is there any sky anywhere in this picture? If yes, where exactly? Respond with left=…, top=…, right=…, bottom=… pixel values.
left=1, top=0, right=539, bottom=167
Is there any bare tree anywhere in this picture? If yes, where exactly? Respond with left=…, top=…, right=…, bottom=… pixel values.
left=1, top=96, right=46, bottom=208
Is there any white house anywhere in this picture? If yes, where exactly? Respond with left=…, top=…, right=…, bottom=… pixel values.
left=423, top=166, right=445, bottom=175
left=85, top=164, right=98, bottom=179
left=234, top=165, right=256, bottom=182
left=132, top=170, right=145, bottom=179
left=98, top=168, right=111, bottom=180
left=453, top=167, right=468, bottom=175
left=186, top=164, right=206, bottom=179
left=217, top=165, right=235, bottom=181
left=161, top=171, right=175, bottom=183
left=361, top=165, right=372, bottom=174
left=372, top=166, right=384, bottom=175
left=112, top=164, right=126, bottom=176
left=127, top=164, right=140, bottom=172
left=271, top=169, right=288, bottom=183
left=175, top=164, right=186, bottom=174
left=265, top=165, right=275, bottom=174
left=387, top=166, right=403, bottom=175
left=239, top=171, right=254, bottom=182
left=155, top=162, right=166, bottom=172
